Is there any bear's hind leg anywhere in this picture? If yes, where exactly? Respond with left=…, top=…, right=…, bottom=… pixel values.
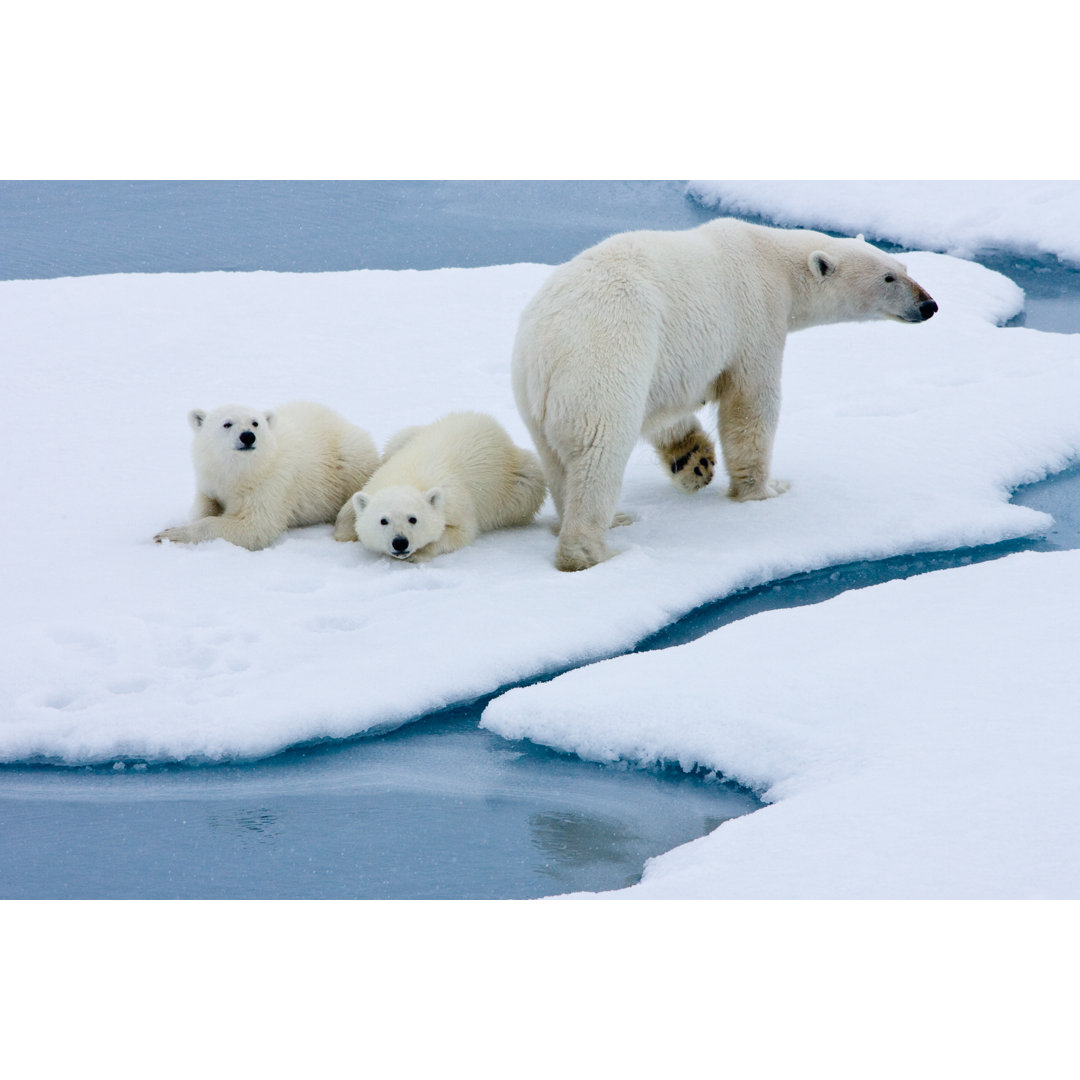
left=525, top=424, right=566, bottom=528
left=555, top=526, right=611, bottom=573
left=651, top=418, right=716, bottom=494
left=554, top=438, right=633, bottom=572
left=503, top=450, right=548, bottom=526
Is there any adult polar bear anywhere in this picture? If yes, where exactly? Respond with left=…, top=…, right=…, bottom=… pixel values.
left=512, top=218, right=938, bottom=572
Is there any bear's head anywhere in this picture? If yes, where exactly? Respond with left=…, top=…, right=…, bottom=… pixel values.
left=189, top=404, right=278, bottom=473
left=352, top=485, right=447, bottom=560
left=806, top=235, right=938, bottom=325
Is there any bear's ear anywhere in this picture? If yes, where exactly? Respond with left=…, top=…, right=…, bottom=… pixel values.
left=352, top=491, right=370, bottom=515
left=809, top=251, right=837, bottom=279
left=425, top=487, right=445, bottom=511
left=188, top=409, right=206, bottom=430
left=263, top=411, right=275, bottom=429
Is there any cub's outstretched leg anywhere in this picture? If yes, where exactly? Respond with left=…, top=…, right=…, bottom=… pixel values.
left=155, top=509, right=287, bottom=551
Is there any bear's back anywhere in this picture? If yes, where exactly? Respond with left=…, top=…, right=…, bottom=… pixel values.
left=371, top=412, right=521, bottom=511
left=267, top=401, right=378, bottom=526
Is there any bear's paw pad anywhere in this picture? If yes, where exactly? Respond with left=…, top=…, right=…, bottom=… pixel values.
left=668, top=443, right=715, bottom=493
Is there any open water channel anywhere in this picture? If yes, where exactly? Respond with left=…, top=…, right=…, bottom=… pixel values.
left=1, top=181, right=1077, bottom=899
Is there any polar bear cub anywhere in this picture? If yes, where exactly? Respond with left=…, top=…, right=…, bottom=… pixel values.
left=336, top=411, right=546, bottom=562
left=155, top=400, right=379, bottom=551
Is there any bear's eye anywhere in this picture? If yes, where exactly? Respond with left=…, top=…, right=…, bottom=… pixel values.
left=223, top=422, right=233, bottom=429
left=884, top=274, right=896, bottom=284
left=380, top=517, right=389, bottom=526
left=408, top=517, right=417, bottom=525
left=252, top=421, right=259, bottom=428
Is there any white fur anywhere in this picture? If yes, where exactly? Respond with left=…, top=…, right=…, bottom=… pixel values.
left=340, top=411, right=547, bottom=562
left=155, top=401, right=379, bottom=551
left=511, top=218, right=938, bottom=571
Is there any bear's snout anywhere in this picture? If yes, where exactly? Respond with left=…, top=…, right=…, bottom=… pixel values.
left=238, top=430, right=256, bottom=449
left=918, top=298, right=938, bottom=321
left=391, top=535, right=410, bottom=554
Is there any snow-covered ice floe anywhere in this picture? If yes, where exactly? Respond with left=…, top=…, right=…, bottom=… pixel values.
left=482, top=549, right=1080, bottom=898
left=1, top=248, right=1079, bottom=767
left=687, top=180, right=1080, bottom=264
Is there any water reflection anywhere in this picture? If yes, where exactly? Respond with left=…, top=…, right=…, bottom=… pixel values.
left=531, top=810, right=641, bottom=884
left=207, top=807, right=282, bottom=846
left=0, top=718, right=760, bottom=900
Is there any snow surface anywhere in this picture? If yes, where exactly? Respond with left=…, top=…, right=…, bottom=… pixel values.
left=2, top=251, right=1080, bottom=768
left=482, top=549, right=1080, bottom=898
left=688, top=180, right=1080, bottom=263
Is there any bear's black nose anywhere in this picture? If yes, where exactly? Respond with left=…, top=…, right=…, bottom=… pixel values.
left=239, top=430, right=256, bottom=447
left=392, top=535, right=410, bottom=553
left=919, top=299, right=938, bottom=321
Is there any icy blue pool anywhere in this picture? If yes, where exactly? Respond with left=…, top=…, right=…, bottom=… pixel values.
left=0, top=707, right=756, bottom=900
left=1, top=181, right=1077, bottom=900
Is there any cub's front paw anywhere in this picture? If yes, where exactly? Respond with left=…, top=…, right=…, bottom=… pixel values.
left=154, top=526, right=190, bottom=544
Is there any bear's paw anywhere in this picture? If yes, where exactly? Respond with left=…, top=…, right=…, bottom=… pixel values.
left=662, top=433, right=716, bottom=494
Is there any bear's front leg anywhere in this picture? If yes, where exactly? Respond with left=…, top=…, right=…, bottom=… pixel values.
left=728, top=475, right=791, bottom=500
left=333, top=497, right=359, bottom=542
left=155, top=513, right=282, bottom=551
left=410, top=519, right=477, bottom=562
left=717, top=362, right=789, bottom=502
left=154, top=517, right=229, bottom=546
left=651, top=420, right=716, bottom=494
left=190, top=492, right=224, bottom=518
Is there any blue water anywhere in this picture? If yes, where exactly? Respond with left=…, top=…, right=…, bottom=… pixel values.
left=2, top=181, right=1077, bottom=900
left=635, top=465, right=1080, bottom=653
left=0, top=180, right=714, bottom=279
left=0, top=708, right=754, bottom=900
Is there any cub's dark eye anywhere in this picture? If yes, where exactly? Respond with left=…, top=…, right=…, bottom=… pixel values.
left=380, top=518, right=389, bottom=526
left=884, top=274, right=896, bottom=283
left=252, top=421, right=259, bottom=428
left=223, top=422, right=233, bottom=429
left=408, top=517, right=417, bottom=525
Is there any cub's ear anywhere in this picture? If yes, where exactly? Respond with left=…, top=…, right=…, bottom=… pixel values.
left=809, top=251, right=837, bottom=279
left=188, top=409, right=207, bottom=430
left=263, top=411, right=275, bottom=429
left=425, top=487, right=445, bottom=511
left=351, top=492, right=370, bottom=515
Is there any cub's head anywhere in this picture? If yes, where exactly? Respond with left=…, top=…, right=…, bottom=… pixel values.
left=189, top=404, right=277, bottom=466
left=352, top=485, right=446, bottom=560
left=807, top=235, right=938, bottom=324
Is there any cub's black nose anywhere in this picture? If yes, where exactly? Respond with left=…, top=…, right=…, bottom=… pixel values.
left=239, top=430, right=256, bottom=447
left=392, top=535, right=409, bottom=553
left=919, top=299, right=938, bottom=321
